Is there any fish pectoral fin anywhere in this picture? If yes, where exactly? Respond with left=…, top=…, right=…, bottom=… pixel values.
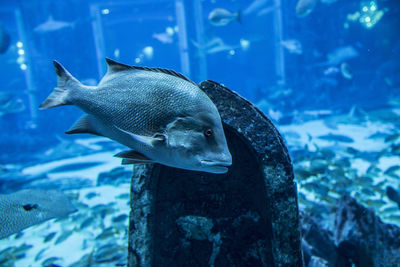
left=65, top=115, right=104, bottom=137
left=114, top=150, right=154, bottom=163
left=115, top=126, right=163, bottom=147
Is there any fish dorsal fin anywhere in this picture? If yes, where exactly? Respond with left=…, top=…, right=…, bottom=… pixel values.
left=65, top=115, right=104, bottom=137
left=105, top=58, right=132, bottom=73
left=104, top=58, right=196, bottom=85
left=134, top=66, right=196, bottom=85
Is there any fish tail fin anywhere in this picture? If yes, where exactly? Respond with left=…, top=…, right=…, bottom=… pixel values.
left=237, top=10, right=241, bottom=24
left=39, top=61, right=82, bottom=109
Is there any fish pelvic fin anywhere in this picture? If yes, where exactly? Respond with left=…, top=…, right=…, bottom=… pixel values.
left=39, top=60, right=82, bottom=110
left=121, top=158, right=153, bottom=165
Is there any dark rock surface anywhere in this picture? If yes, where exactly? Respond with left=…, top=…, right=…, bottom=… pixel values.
left=128, top=80, right=303, bottom=266
left=301, top=195, right=400, bottom=267
left=301, top=212, right=339, bottom=266
left=334, top=195, right=400, bottom=267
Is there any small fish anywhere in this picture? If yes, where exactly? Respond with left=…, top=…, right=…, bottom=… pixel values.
left=80, top=217, right=95, bottom=230
left=35, top=248, right=46, bottom=262
left=243, top=0, right=269, bottom=16
left=94, top=243, right=125, bottom=264
left=294, top=168, right=313, bottom=180
left=92, top=203, right=116, bottom=218
left=386, top=186, right=400, bottom=209
left=380, top=205, right=399, bottom=215
left=85, top=191, right=98, bottom=200
left=363, top=199, right=386, bottom=209
left=39, top=58, right=232, bottom=174
left=41, top=257, right=62, bottom=266
left=54, top=229, right=73, bottom=245
left=366, top=164, right=381, bottom=175
left=296, top=0, right=319, bottom=17
left=384, top=133, right=400, bottom=143
left=384, top=166, right=400, bottom=178
left=208, top=8, right=241, bottom=26
left=43, top=232, right=57, bottom=243
left=112, top=214, right=128, bottom=223
left=95, top=227, right=115, bottom=240
left=361, top=187, right=376, bottom=197
left=0, top=189, right=76, bottom=239
left=301, top=182, right=329, bottom=195
left=0, top=92, right=14, bottom=105
left=34, top=16, right=74, bottom=33
left=48, top=161, right=103, bottom=173
left=281, top=39, right=302, bottom=54
left=340, top=62, right=352, bottom=79
left=256, top=4, right=279, bottom=16
left=327, top=46, right=359, bottom=65
left=309, top=159, right=328, bottom=174
left=116, top=193, right=130, bottom=199
left=152, top=32, right=173, bottom=44
left=13, top=243, right=33, bottom=256
left=345, top=147, right=359, bottom=155
left=368, top=131, right=391, bottom=140
left=0, top=95, right=25, bottom=117
left=192, top=37, right=238, bottom=55
left=0, top=23, right=10, bottom=54
left=317, top=133, right=354, bottom=143
left=392, top=144, right=400, bottom=155
left=383, top=214, right=400, bottom=224
left=323, top=66, right=340, bottom=76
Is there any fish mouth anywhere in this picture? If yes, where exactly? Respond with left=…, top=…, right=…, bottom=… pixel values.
left=200, top=160, right=231, bottom=174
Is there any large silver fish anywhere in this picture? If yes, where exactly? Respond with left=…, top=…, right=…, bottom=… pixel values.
left=0, top=189, right=76, bottom=239
left=40, top=59, right=232, bottom=174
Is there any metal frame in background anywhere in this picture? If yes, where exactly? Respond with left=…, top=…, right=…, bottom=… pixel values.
left=89, top=0, right=191, bottom=80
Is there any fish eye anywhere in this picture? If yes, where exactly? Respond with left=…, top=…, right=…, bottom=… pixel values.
left=204, top=129, right=213, bottom=137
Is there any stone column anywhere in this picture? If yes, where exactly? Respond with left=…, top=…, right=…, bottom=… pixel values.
left=128, top=80, right=303, bottom=266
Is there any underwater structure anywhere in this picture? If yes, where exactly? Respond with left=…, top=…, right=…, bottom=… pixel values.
left=127, top=80, right=303, bottom=266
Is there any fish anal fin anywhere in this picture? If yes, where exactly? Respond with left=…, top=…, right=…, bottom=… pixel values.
left=65, top=115, right=104, bottom=137
left=115, top=150, right=154, bottom=165
left=121, top=159, right=152, bottom=165
left=114, top=150, right=153, bottom=162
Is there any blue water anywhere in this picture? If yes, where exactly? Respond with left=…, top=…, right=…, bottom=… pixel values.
left=0, top=0, right=399, bottom=265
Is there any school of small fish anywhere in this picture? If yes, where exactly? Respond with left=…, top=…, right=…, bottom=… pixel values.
left=280, top=105, right=400, bottom=226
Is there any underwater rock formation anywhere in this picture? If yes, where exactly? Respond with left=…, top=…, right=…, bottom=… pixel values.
left=128, top=80, right=303, bottom=266
left=301, top=212, right=339, bottom=266
left=301, top=195, right=400, bottom=266
left=334, top=195, right=400, bottom=266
